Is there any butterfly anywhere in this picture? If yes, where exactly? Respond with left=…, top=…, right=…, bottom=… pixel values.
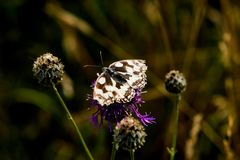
left=93, top=59, right=147, bottom=106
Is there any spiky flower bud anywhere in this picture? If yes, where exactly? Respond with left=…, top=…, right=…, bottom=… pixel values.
left=33, top=53, right=64, bottom=86
left=165, top=70, right=186, bottom=94
left=113, top=116, right=147, bottom=152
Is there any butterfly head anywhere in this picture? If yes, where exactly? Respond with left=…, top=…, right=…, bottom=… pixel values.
left=102, top=67, right=109, bottom=72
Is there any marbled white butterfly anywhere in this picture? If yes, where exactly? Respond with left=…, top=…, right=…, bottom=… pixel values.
left=93, top=59, right=147, bottom=106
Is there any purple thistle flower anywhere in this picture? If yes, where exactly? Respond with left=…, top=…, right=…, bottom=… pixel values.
left=87, top=89, right=155, bottom=129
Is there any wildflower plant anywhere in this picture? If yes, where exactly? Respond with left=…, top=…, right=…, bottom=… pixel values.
left=33, top=53, right=94, bottom=160
left=87, top=59, right=155, bottom=159
left=88, top=88, right=155, bottom=129
left=165, top=70, right=187, bottom=160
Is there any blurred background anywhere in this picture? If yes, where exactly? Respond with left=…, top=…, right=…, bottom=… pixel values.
left=1, top=0, right=240, bottom=159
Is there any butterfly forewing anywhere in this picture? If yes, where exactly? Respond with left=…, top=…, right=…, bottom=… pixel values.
left=93, top=59, right=147, bottom=106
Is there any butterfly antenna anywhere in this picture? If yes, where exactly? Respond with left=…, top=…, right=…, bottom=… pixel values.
left=83, top=64, right=101, bottom=68
left=83, top=51, right=104, bottom=68
left=100, top=51, right=104, bottom=67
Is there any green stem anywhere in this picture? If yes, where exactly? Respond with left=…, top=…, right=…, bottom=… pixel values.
left=111, top=144, right=117, bottom=160
left=52, top=83, right=94, bottom=160
left=130, top=150, right=135, bottom=160
left=169, top=94, right=181, bottom=160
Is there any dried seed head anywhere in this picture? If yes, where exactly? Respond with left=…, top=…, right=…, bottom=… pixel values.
left=165, top=70, right=186, bottom=94
left=33, top=53, right=64, bottom=86
left=113, top=116, right=147, bottom=152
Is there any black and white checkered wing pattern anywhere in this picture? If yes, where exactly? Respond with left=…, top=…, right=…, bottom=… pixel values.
left=93, top=59, right=147, bottom=106
left=109, top=60, right=147, bottom=89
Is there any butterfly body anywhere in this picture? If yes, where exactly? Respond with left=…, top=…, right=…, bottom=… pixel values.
left=93, top=59, right=147, bottom=106
left=102, top=67, right=128, bottom=84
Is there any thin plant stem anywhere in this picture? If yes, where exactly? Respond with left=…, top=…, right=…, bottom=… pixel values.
left=169, top=94, right=181, bottom=160
left=130, top=150, right=135, bottom=160
left=111, top=144, right=117, bottom=160
left=52, top=83, right=94, bottom=160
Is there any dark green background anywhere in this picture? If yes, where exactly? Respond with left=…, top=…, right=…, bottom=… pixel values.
left=1, top=0, right=240, bottom=159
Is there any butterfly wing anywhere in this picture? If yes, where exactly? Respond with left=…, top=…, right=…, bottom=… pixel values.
left=93, top=72, right=135, bottom=106
left=93, top=59, right=147, bottom=106
left=109, top=59, right=147, bottom=89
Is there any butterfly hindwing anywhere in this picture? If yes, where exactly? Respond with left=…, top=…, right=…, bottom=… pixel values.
left=93, top=59, right=147, bottom=106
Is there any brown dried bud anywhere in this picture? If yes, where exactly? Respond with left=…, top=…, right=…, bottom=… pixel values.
left=33, top=53, right=64, bottom=86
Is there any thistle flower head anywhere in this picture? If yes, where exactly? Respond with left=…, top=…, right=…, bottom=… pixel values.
left=33, top=53, right=64, bottom=86
left=88, top=89, right=155, bottom=129
left=165, top=70, right=186, bottom=94
left=113, top=116, right=147, bottom=152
